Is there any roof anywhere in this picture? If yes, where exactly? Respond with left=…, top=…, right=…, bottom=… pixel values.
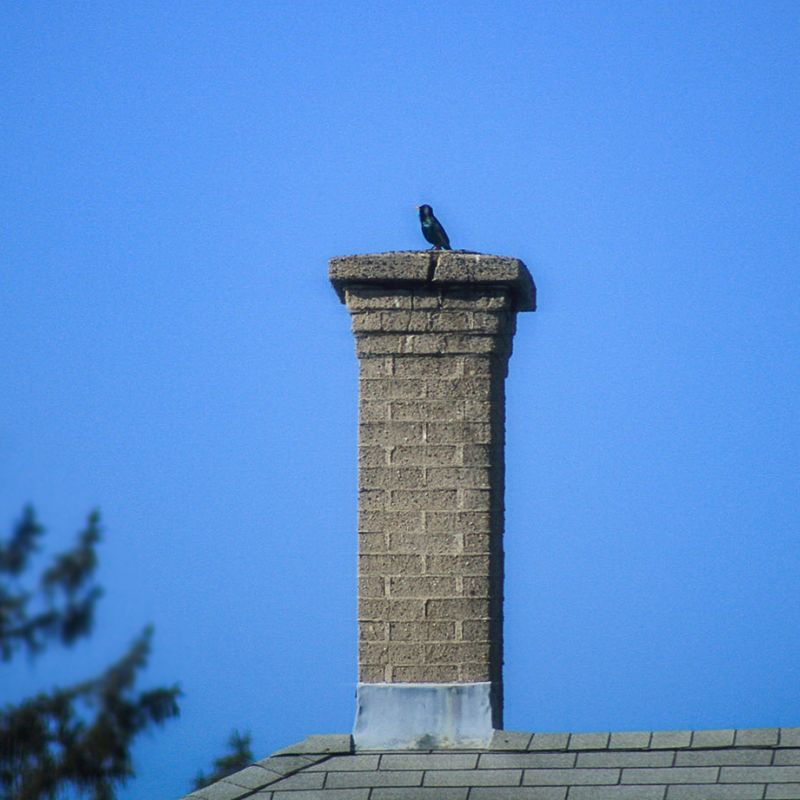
left=183, top=726, right=800, bottom=799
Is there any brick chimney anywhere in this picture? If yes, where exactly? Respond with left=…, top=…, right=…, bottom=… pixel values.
left=330, top=251, right=535, bottom=749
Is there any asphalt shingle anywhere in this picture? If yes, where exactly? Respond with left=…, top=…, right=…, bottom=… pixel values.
left=181, top=726, right=800, bottom=800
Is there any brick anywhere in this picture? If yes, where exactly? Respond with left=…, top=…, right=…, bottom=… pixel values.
left=424, top=641, right=490, bottom=663
left=667, top=786, right=766, bottom=799
left=426, top=554, right=490, bottom=575
left=568, top=733, right=610, bottom=750
left=393, top=356, right=462, bottom=378
left=407, top=333, right=502, bottom=355
left=462, top=576, right=491, bottom=596
left=735, top=728, right=780, bottom=747
left=388, top=643, right=429, bottom=665
left=460, top=488, right=492, bottom=509
left=359, top=489, right=387, bottom=509
left=359, top=599, right=425, bottom=621
left=479, top=753, right=576, bottom=769
left=390, top=445, right=460, bottom=466
left=463, top=618, right=492, bottom=639
left=529, top=733, right=570, bottom=751
left=461, top=444, right=492, bottom=465
left=460, top=661, right=491, bottom=680
left=426, top=422, right=492, bottom=444
left=568, top=789, right=665, bottom=800
left=428, top=311, right=474, bottom=331
left=389, top=489, right=458, bottom=510
left=359, top=356, right=394, bottom=377
left=577, top=751, right=673, bottom=768
left=622, top=767, right=718, bottom=784
left=676, top=749, right=773, bottom=766
left=438, top=288, right=511, bottom=311
left=359, top=621, right=387, bottom=641
left=463, top=532, right=494, bottom=552
left=388, top=576, right=458, bottom=597
left=461, top=355, right=495, bottom=377
left=359, top=554, right=423, bottom=576
left=358, top=576, right=385, bottom=597
left=389, top=621, right=455, bottom=641
left=423, top=769, right=522, bottom=786
left=360, top=422, right=425, bottom=446
left=425, top=378, right=493, bottom=400
left=774, top=749, right=800, bottom=765
left=359, top=642, right=390, bottom=665
left=722, top=766, right=800, bottom=782
left=425, top=467, right=491, bottom=488
left=356, top=334, right=410, bottom=356
left=426, top=597, right=489, bottom=620
left=359, top=510, right=424, bottom=533
left=425, top=511, right=491, bottom=534
left=359, top=532, right=387, bottom=553
left=345, top=286, right=413, bottom=309
left=359, top=665, right=385, bottom=682
left=391, top=399, right=464, bottom=421
left=470, top=310, right=511, bottom=332
left=691, top=730, right=735, bottom=748
left=464, top=400, right=493, bottom=421
left=351, top=310, right=388, bottom=331
left=360, top=378, right=425, bottom=400
left=523, top=768, right=619, bottom=785
left=361, top=468, right=425, bottom=489
left=391, top=664, right=459, bottom=681
left=359, top=446, right=389, bottom=467
left=388, top=531, right=462, bottom=554
left=382, top=311, right=425, bottom=332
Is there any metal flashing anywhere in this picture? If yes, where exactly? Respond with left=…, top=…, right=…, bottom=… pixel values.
left=353, top=682, right=494, bottom=750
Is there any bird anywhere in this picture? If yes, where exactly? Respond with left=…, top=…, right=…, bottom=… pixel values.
left=417, top=204, right=451, bottom=250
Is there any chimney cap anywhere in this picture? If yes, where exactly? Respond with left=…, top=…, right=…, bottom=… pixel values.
left=329, top=251, right=536, bottom=312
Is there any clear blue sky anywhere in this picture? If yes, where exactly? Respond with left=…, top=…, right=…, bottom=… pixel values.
left=2, top=2, right=798, bottom=798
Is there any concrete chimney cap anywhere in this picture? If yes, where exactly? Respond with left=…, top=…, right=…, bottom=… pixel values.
left=329, top=251, right=536, bottom=312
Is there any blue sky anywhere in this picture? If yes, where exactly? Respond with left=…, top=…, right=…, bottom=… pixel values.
left=2, top=2, right=798, bottom=798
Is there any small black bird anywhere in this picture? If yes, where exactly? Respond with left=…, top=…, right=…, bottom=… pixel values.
left=417, top=204, right=451, bottom=250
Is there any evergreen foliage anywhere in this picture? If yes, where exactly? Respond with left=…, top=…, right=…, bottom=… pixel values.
left=192, top=730, right=254, bottom=790
left=0, top=507, right=181, bottom=800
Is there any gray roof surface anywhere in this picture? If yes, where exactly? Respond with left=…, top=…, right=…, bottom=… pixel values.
left=183, top=727, right=800, bottom=799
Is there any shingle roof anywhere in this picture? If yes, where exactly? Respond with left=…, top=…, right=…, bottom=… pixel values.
left=183, top=727, right=800, bottom=799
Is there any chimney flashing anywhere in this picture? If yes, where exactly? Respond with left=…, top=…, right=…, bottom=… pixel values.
left=353, top=682, right=493, bottom=750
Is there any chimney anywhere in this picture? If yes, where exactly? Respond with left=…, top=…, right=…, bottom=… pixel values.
left=330, top=251, right=535, bottom=749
